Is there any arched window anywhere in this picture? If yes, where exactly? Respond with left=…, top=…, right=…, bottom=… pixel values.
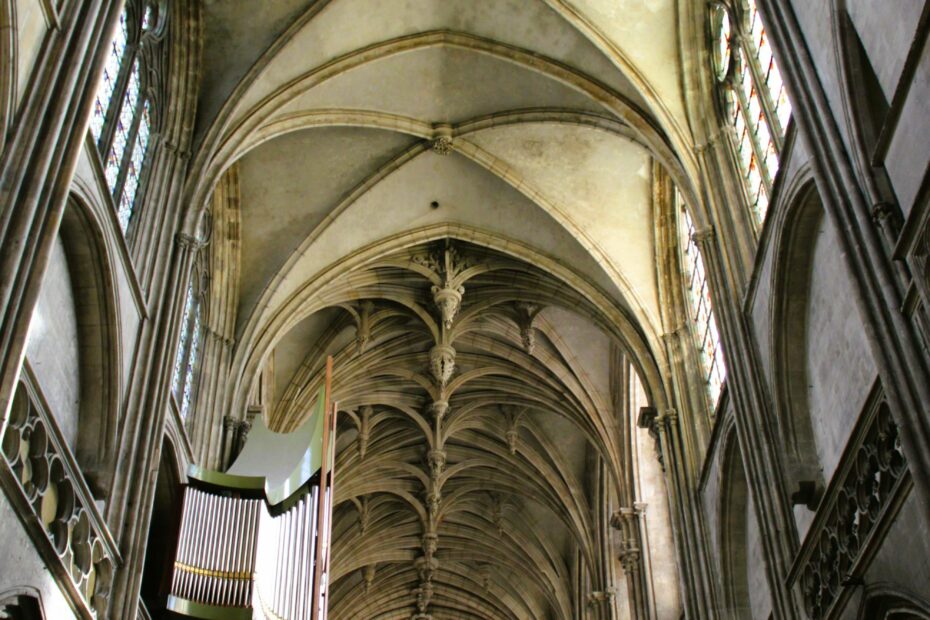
left=711, top=0, right=792, bottom=224
left=89, top=1, right=163, bottom=234
left=172, top=254, right=207, bottom=424
left=678, top=191, right=727, bottom=407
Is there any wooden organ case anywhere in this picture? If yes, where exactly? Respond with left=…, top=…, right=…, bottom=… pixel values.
left=167, top=368, right=337, bottom=620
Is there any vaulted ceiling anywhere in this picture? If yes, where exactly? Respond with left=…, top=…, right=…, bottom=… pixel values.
left=190, top=1, right=695, bottom=617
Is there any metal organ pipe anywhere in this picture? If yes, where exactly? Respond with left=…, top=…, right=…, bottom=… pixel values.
left=166, top=368, right=337, bottom=619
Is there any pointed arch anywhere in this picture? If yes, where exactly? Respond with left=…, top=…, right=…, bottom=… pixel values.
left=770, top=176, right=826, bottom=507
left=719, top=427, right=751, bottom=618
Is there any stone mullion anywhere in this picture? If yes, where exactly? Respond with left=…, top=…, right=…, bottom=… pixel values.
left=694, top=228, right=803, bottom=617
left=108, top=233, right=200, bottom=618
left=0, top=0, right=121, bottom=431
left=678, top=0, right=758, bottom=290
left=759, top=0, right=930, bottom=512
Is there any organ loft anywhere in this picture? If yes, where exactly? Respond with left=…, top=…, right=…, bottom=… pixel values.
left=0, top=1, right=929, bottom=619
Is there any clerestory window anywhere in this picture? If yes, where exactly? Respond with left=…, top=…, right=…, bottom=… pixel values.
left=89, top=2, right=162, bottom=234
left=678, top=191, right=727, bottom=408
left=711, top=0, right=792, bottom=225
left=171, top=264, right=206, bottom=424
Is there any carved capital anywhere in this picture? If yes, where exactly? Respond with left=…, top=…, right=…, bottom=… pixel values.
left=587, top=588, right=616, bottom=606
left=619, top=546, right=641, bottom=572
left=175, top=232, right=204, bottom=251
left=658, top=408, right=678, bottom=429
left=694, top=128, right=723, bottom=154
left=692, top=226, right=715, bottom=244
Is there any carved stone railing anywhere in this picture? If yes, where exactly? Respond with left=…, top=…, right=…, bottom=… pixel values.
left=902, top=205, right=930, bottom=349
left=0, top=377, right=119, bottom=618
left=788, top=394, right=909, bottom=620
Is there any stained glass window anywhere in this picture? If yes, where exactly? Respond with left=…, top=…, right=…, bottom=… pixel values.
left=90, top=12, right=128, bottom=142
left=172, top=284, right=195, bottom=396
left=88, top=2, right=160, bottom=235
left=118, top=101, right=151, bottom=231
left=103, top=59, right=140, bottom=192
left=172, top=278, right=204, bottom=422
left=678, top=192, right=726, bottom=407
left=712, top=0, right=791, bottom=224
left=180, top=308, right=202, bottom=419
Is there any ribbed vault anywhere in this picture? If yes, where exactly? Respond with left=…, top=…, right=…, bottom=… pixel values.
left=187, top=1, right=690, bottom=616
left=261, top=240, right=633, bottom=619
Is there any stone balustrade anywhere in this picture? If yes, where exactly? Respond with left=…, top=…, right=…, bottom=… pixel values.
left=1, top=379, right=118, bottom=617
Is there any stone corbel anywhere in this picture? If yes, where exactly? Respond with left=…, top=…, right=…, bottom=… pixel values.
left=637, top=406, right=665, bottom=468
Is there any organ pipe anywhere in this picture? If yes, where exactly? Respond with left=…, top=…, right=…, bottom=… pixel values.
left=167, top=359, right=337, bottom=619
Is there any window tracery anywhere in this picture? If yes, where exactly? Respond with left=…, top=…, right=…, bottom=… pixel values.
left=678, top=192, right=726, bottom=407
left=88, top=1, right=163, bottom=234
left=172, top=255, right=207, bottom=424
left=712, top=0, right=791, bottom=224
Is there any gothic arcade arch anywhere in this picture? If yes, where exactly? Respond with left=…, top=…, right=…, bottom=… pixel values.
left=29, top=193, right=122, bottom=499
left=771, top=177, right=826, bottom=514
left=719, top=427, right=751, bottom=619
